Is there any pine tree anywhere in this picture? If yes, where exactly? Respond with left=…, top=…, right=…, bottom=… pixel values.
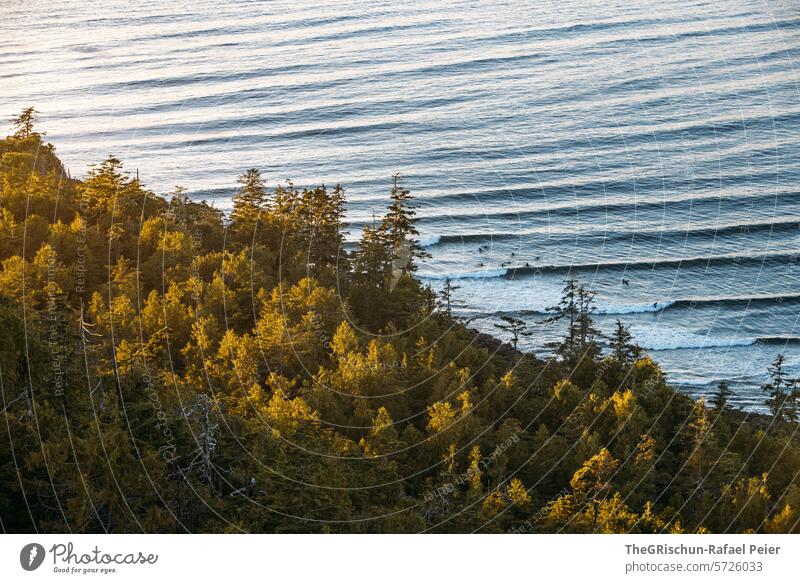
left=610, top=319, right=640, bottom=364
left=762, top=354, right=798, bottom=423
left=167, top=185, right=190, bottom=221
left=352, top=221, right=390, bottom=287
left=686, top=398, right=718, bottom=493
left=7, top=113, right=800, bottom=534
left=576, top=284, right=601, bottom=358
left=298, top=184, right=347, bottom=273
left=494, top=315, right=531, bottom=351
left=710, top=380, right=734, bottom=411
left=231, top=168, right=267, bottom=231
left=79, top=155, right=141, bottom=230
left=569, top=448, right=619, bottom=529
left=547, top=276, right=600, bottom=362
left=437, top=278, right=462, bottom=316
left=379, top=173, right=430, bottom=273
left=546, top=275, right=578, bottom=355
left=11, top=107, right=41, bottom=139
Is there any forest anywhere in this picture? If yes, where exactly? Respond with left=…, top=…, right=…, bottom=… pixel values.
left=1, top=108, right=800, bottom=533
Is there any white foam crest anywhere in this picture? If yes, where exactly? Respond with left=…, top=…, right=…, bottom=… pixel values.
left=594, top=301, right=677, bottom=315
left=418, top=234, right=443, bottom=247
left=419, top=268, right=507, bottom=280
left=630, top=325, right=756, bottom=351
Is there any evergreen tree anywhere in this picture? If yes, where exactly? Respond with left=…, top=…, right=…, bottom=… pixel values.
left=298, top=184, right=347, bottom=273
left=437, top=278, right=462, bottom=317
left=569, top=448, right=619, bottom=529
left=546, top=275, right=578, bottom=354
left=710, top=380, right=734, bottom=411
left=79, top=155, right=143, bottom=231
left=547, top=276, right=600, bottom=362
left=575, top=284, right=601, bottom=360
left=352, top=221, right=390, bottom=287
left=494, top=315, right=531, bottom=351
left=379, top=173, right=430, bottom=272
left=3, top=114, right=800, bottom=534
left=11, top=107, right=40, bottom=139
left=610, top=319, right=640, bottom=364
left=230, top=167, right=267, bottom=231
left=762, top=354, right=798, bottom=423
left=686, top=398, right=717, bottom=493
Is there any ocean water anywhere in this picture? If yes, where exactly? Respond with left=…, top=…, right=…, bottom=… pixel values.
left=3, top=0, right=800, bottom=409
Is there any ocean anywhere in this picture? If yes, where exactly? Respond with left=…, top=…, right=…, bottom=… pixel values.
left=3, top=0, right=800, bottom=409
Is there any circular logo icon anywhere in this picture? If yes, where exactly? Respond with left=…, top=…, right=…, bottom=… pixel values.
left=20, top=543, right=46, bottom=571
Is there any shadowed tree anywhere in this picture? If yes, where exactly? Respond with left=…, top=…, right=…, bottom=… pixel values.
left=352, top=220, right=390, bottom=287
left=547, top=276, right=600, bottom=363
left=11, top=107, right=41, bottom=139
left=575, top=284, right=601, bottom=360
left=298, top=184, right=347, bottom=274
left=710, top=380, right=734, bottom=412
left=495, top=315, right=531, bottom=351
left=610, top=319, right=640, bottom=364
left=546, top=275, right=578, bottom=354
left=762, top=354, right=799, bottom=423
left=437, top=278, right=462, bottom=317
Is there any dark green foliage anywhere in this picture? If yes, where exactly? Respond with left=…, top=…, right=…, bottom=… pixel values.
left=710, top=380, right=734, bottom=411
left=762, top=354, right=799, bottom=423
left=494, top=315, right=531, bottom=351
left=610, top=319, right=640, bottom=364
left=437, top=278, right=462, bottom=317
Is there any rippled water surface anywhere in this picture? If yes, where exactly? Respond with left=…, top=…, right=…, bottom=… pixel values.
left=3, top=0, right=800, bottom=408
